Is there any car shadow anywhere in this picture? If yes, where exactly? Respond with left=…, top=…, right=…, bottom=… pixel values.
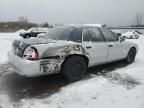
left=86, top=60, right=128, bottom=76
left=84, top=60, right=141, bottom=89
left=1, top=71, right=68, bottom=102
left=0, top=61, right=128, bottom=102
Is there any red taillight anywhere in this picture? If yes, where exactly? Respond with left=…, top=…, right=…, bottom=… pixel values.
left=23, top=47, right=40, bottom=61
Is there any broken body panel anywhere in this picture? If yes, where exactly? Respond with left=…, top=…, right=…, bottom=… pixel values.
left=8, top=37, right=89, bottom=77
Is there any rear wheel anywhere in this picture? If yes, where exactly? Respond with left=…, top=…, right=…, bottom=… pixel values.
left=130, top=36, right=133, bottom=39
left=126, top=48, right=136, bottom=64
left=62, top=56, right=86, bottom=82
left=24, top=34, right=30, bottom=38
left=136, top=35, right=139, bottom=39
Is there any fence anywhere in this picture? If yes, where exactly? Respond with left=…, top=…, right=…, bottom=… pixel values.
left=109, top=27, right=144, bottom=34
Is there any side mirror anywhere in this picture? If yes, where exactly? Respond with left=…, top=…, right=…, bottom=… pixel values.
left=119, top=36, right=125, bottom=42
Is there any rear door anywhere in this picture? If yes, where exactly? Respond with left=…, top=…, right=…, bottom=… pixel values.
left=100, top=28, right=125, bottom=62
left=82, top=28, right=109, bottom=66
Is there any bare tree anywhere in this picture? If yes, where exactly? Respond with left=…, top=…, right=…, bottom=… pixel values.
left=42, top=22, right=49, bottom=27
left=18, top=16, right=28, bottom=23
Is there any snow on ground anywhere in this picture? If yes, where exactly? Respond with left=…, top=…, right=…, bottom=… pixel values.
left=0, top=33, right=19, bottom=63
left=0, top=33, right=144, bottom=108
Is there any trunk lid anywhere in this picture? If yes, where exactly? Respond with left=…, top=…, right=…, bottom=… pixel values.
left=12, top=38, right=56, bottom=57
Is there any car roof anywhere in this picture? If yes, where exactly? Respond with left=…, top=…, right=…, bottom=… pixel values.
left=66, top=24, right=106, bottom=29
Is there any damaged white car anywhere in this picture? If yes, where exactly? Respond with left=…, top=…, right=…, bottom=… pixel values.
left=8, top=25, right=138, bottom=82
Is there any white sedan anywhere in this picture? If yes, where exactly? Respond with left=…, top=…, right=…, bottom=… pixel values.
left=8, top=25, right=139, bottom=82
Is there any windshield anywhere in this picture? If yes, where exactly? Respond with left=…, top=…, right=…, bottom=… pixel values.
left=27, top=28, right=34, bottom=32
left=43, top=27, right=74, bottom=40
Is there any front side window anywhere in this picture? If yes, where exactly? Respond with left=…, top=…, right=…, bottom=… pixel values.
left=101, top=29, right=118, bottom=41
left=27, top=28, right=35, bottom=32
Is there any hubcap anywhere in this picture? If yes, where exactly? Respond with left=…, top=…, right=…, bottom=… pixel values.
left=128, top=49, right=136, bottom=63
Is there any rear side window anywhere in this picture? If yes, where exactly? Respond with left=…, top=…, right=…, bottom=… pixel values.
left=68, top=28, right=82, bottom=43
left=88, top=28, right=105, bottom=42
left=83, top=29, right=91, bottom=41
left=83, top=28, right=105, bottom=42
left=101, top=29, right=118, bottom=41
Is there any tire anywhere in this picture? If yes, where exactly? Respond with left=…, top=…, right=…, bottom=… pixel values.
left=136, top=35, right=139, bottom=39
left=126, top=48, right=136, bottom=64
left=62, top=56, right=86, bottom=82
left=24, top=34, right=30, bottom=38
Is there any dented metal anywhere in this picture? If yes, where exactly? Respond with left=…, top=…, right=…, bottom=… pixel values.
left=8, top=36, right=89, bottom=77
left=38, top=44, right=89, bottom=74
left=40, top=57, right=64, bottom=74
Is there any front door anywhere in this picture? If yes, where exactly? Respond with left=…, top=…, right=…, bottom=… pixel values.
left=100, top=28, right=125, bottom=62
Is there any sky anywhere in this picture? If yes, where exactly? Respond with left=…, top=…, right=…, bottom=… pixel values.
left=0, top=0, right=144, bottom=26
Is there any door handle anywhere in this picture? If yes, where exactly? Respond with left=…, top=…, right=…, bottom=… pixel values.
left=109, top=44, right=113, bottom=47
left=86, top=46, right=92, bottom=49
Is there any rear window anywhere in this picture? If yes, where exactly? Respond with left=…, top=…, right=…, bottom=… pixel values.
left=44, top=27, right=74, bottom=40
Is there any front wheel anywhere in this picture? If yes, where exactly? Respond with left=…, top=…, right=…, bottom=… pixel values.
left=126, top=48, right=136, bottom=64
left=62, top=56, right=86, bottom=82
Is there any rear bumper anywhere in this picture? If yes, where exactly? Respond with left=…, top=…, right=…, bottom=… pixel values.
left=8, top=51, right=64, bottom=77
left=8, top=51, right=41, bottom=77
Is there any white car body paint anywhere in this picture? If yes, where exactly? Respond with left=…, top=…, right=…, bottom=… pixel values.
left=82, top=41, right=108, bottom=66
left=8, top=26, right=139, bottom=77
